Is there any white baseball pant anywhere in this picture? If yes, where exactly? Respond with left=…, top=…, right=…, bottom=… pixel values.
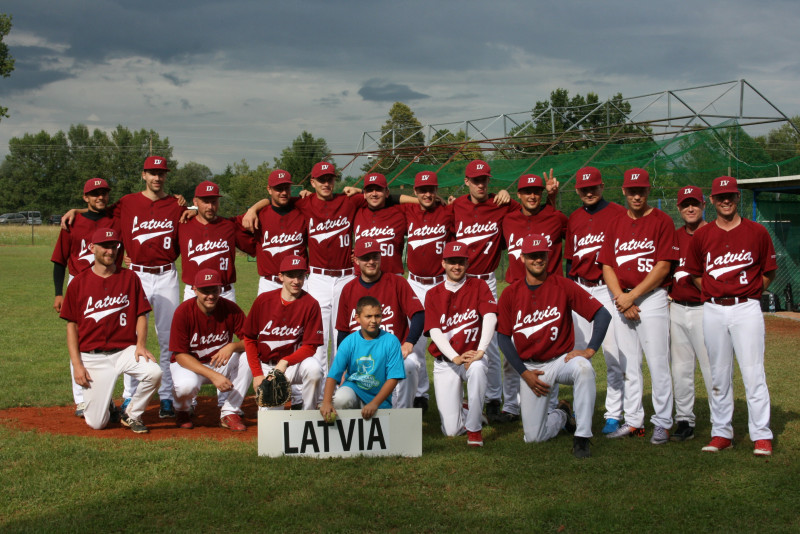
left=392, top=351, right=425, bottom=409
left=519, top=354, right=596, bottom=442
left=613, top=288, right=673, bottom=429
left=669, top=302, right=713, bottom=426
left=258, top=358, right=323, bottom=411
left=170, top=354, right=251, bottom=417
left=433, top=357, right=488, bottom=435
left=81, top=345, right=162, bottom=429
left=257, top=275, right=281, bottom=296
left=702, top=299, right=772, bottom=441
left=332, top=385, right=364, bottom=410
left=407, top=275, right=437, bottom=401
left=66, top=273, right=84, bottom=406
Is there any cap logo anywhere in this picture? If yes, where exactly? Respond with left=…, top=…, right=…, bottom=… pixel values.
left=206, top=186, right=214, bottom=192
left=582, top=174, right=591, bottom=180
left=476, top=164, right=485, bottom=170
left=105, top=231, right=113, bottom=238
left=292, top=259, right=300, bottom=266
left=321, top=164, right=329, bottom=170
left=279, top=172, right=286, bottom=179
left=630, top=173, right=640, bottom=180
left=421, top=175, right=429, bottom=181
left=453, top=245, right=461, bottom=251
left=94, top=180, right=101, bottom=186
left=154, top=158, right=162, bottom=165
left=204, top=274, right=213, bottom=281
left=720, top=180, right=730, bottom=186
left=533, top=240, right=542, bottom=246
left=365, top=241, right=373, bottom=247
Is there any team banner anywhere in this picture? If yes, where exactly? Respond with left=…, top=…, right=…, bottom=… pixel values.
left=258, top=409, right=422, bottom=458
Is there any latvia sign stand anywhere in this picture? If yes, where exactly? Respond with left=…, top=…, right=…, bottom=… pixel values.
left=257, top=409, right=422, bottom=458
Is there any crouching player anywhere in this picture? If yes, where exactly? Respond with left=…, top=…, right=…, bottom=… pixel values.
left=497, top=234, right=611, bottom=458
left=320, top=296, right=405, bottom=421
left=169, top=269, right=252, bottom=431
left=244, top=256, right=324, bottom=410
left=424, top=241, right=497, bottom=447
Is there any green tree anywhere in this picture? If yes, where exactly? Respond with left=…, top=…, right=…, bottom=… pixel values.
left=107, top=126, right=174, bottom=195
left=222, top=160, right=271, bottom=216
left=363, top=102, right=426, bottom=175
left=170, top=161, right=213, bottom=200
left=755, top=116, right=800, bottom=163
left=273, top=131, right=332, bottom=183
left=0, top=13, right=15, bottom=121
left=427, top=128, right=484, bottom=163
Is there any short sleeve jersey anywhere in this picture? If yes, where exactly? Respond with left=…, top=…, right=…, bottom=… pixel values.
left=169, top=297, right=246, bottom=363
left=597, top=208, right=678, bottom=290
left=669, top=226, right=703, bottom=303
left=253, top=204, right=308, bottom=277
left=423, top=278, right=497, bottom=359
left=112, top=193, right=185, bottom=266
left=336, top=274, right=424, bottom=343
left=51, top=213, right=121, bottom=274
left=452, top=195, right=519, bottom=275
left=295, top=193, right=362, bottom=270
left=497, top=276, right=602, bottom=362
left=243, top=289, right=324, bottom=364
left=400, top=203, right=454, bottom=277
left=353, top=203, right=407, bottom=275
left=503, top=205, right=568, bottom=282
left=328, top=329, right=405, bottom=409
left=178, top=216, right=254, bottom=286
left=685, top=218, right=777, bottom=300
left=60, top=267, right=151, bottom=352
left=565, top=201, right=627, bottom=281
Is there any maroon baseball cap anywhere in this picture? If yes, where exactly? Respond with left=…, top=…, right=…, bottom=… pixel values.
left=90, top=228, right=121, bottom=245
left=677, top=185, right=704, bottom=205
left=711, top=176, right=739, bottom=196
left=84, top=178, right=110, bottom=194
left=279, top=255, right=308, bottom=273
left=143, top=156, right=170, bottom=172
left=442, top=241, right=469, bottom=259
left=517, top=174, right=544, bottom=190
left=520, top=233, right=550, bottom=254
left=414, top=171, right=438, bottom=188
left=194, top=181, right=221, bottom=198
left=354, top=239, right=381, bottom=258
left=575, top=167, right=602, bottom=189
left=194, top=268, right=222, bottom=288
left=623, top=168, right=651, bottom=188
left=268, top=169, right=292, bottom=188
left=311, top=162, right=337, bottom=179
left=465, top=160, right=491, bottom=179
left=364, top=173, right=388, bottom=189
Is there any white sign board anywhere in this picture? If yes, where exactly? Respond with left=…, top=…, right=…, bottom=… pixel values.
left=257, top=409, right=422, bottom=458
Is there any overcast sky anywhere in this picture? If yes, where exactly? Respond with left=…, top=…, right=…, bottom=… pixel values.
left=1, top=1, right=799, bottom=174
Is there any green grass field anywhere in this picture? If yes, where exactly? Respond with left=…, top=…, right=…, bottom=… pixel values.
left=1, top=226, right=798, bottom=533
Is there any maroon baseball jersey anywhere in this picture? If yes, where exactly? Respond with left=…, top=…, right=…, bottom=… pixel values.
left=295, top=193, right=363, bottom=270
left=353, top=203, right=407, bottom=275
left=336, top=274, right=423, bottom=343
left=178, top=216, right=255, bottom=286
left=597, top=208, right=678, bottom=290
left=685, top=218, right=777, bottom=300
left=669, top=226, right=703, bottom=303
left=503, top=205, right=568, bottom=282
left=243, top=289, right=324, bottom=364
left=60, top=267, right=151, bottom=352
left=452, top=195, right=519, bottom=275
left=169, top=297, right=246, bottom=363
left=497, top=276, right=602, bottom=362
left=111, top=193, right=185, bottom=266
left=401, top=203, right=454, bottom=277
left=423, top=278, right=497, bottom=359
left=51, top=213, right=121, bottom=274
left=565, top=201, right=626, bottom=281
left=253, top=205, right=307, bottom=277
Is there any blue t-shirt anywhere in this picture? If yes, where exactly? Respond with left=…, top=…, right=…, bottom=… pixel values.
left=328, top=329, right=405, bottom=408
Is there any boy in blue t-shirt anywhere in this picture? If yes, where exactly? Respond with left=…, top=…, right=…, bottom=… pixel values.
left=320, top=296, right=405, bottom=421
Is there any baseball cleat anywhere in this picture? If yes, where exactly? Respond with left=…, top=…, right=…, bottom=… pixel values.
left=159, top=399, right=176, bottom=418
left=702, top=436, right=733, bottom=452
left=484, top=399, right=502, bottom=423
left=601, top=418, right=620, bottom=434
left=176, top=410, right=194, bottom=429
left=670, top=421, right=695, bottom=441
left=557, top=400, right=576, bottom=434
left=220, top=414, right=247, bottom=432
left=108, top=401, right=121, bottom=424
left=650, top=426, right=670, bottom=445
left=495, top=411, right=521, bottom=424
left=121, top=415, right=149, bottom=434
left=573, top=436, right=591, bottom=458
left=606, top=423, right=645, bottom=439
left=74, top=402, right=86, bottom=418
left=753, top=439, right=772, bottom=456
left=413, top=396, right=429, bottom=414
left=467, top=430, right=483, bottom=447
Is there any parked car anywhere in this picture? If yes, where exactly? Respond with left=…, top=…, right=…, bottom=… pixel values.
left=19, top=210, right=43, bottom=225
left=48, top=214, right=63, bottom=225
left=0, top=212, right=27, bottom=225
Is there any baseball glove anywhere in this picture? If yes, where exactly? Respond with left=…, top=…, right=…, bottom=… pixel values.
left=255, top=369, right=290, bottom=408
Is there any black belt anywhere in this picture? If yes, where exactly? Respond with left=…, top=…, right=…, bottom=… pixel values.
left=672, top=299, right=702, bottom=308
left=192, top=284, right=233, bottom=292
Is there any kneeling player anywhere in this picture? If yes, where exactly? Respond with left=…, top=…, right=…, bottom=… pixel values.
left=170, top=269, right=252, bottom=431
left=424, top=241, right=497, bottom=446
left=498, top=234, right=610, bottom=458
left=61, top=228, right=162, bottom=433
left=244, top=256, right=324, bottom=409
left=321, top=296, right=405, bottom=421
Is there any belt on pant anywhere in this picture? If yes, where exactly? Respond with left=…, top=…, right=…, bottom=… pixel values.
left=671, top=299, right=702, bottom=307
left=262, top=275, right=281, bottom=284
left=310, top=266, right=354, bottom=277
left=409, top=273, right=445, bottom=285
left=467, top=273, right=492, bottom=280
left=710, top=297, right=752, bottom=306
left=130, top=263, right=173, bottom=274
left=577, top=276, right=605, bottom=287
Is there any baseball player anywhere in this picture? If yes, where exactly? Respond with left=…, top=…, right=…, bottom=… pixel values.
left=320, top=295, right=405, bottom=421
left=424, top=241, right=496, bottom=446
left=52, top=177, right=120, bottom=417
left=565, top=166, right=627, bottom=434
left=669, top=185, right=713, bottom=441
left=336, top=239, right=424, bottom=409
left=178, top=181, right=256, bottom=302
left=169, top=268, right=251, bottom=431
left=243, top=255, right=325, bottom=410
left=60, top=228, right=162, bottom=433
left=497, top=234, right=610, bottom=458
left=599, top=168, right=678, bottom=444
left=685, top=176, right=777, bottom=456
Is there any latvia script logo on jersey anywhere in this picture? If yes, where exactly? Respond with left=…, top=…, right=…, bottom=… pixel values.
left=614, top=238, right=656, bottom=265
left=262, top=230, right=304, bottom=255
left=455, top=221, right=498, bottom=245
left=83, top=294, right=130, bottom=322
left=188, top=238, right=230, bottom=264
left=189, top=331, right=230, bottom=358
left=407, top=222, right=447, bottom=249
left=572, top=233, right=605, bottom=260
left=131, top=216, right=174, bottom=244
left=508, top=233, right=553, bottom=259
left=258, top=320, right=304, bottom=351
left=438, top=309, right=480, bottom=339
left=705, top=250, right=754, bottom=279
left=354, top=224, right=395, bottom=243
left=513, top=307, right=561, bottom=338
left=308, top=215, right=350, bottom=243
left=78, top=239, right=94, bottom=264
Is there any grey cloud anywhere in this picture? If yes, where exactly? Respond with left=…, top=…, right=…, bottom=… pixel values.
left=180, top=98, right=191, bottom=110
left=358, top=79, right=429, bottom=102
left=162, top=72, right=189, bottom=87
